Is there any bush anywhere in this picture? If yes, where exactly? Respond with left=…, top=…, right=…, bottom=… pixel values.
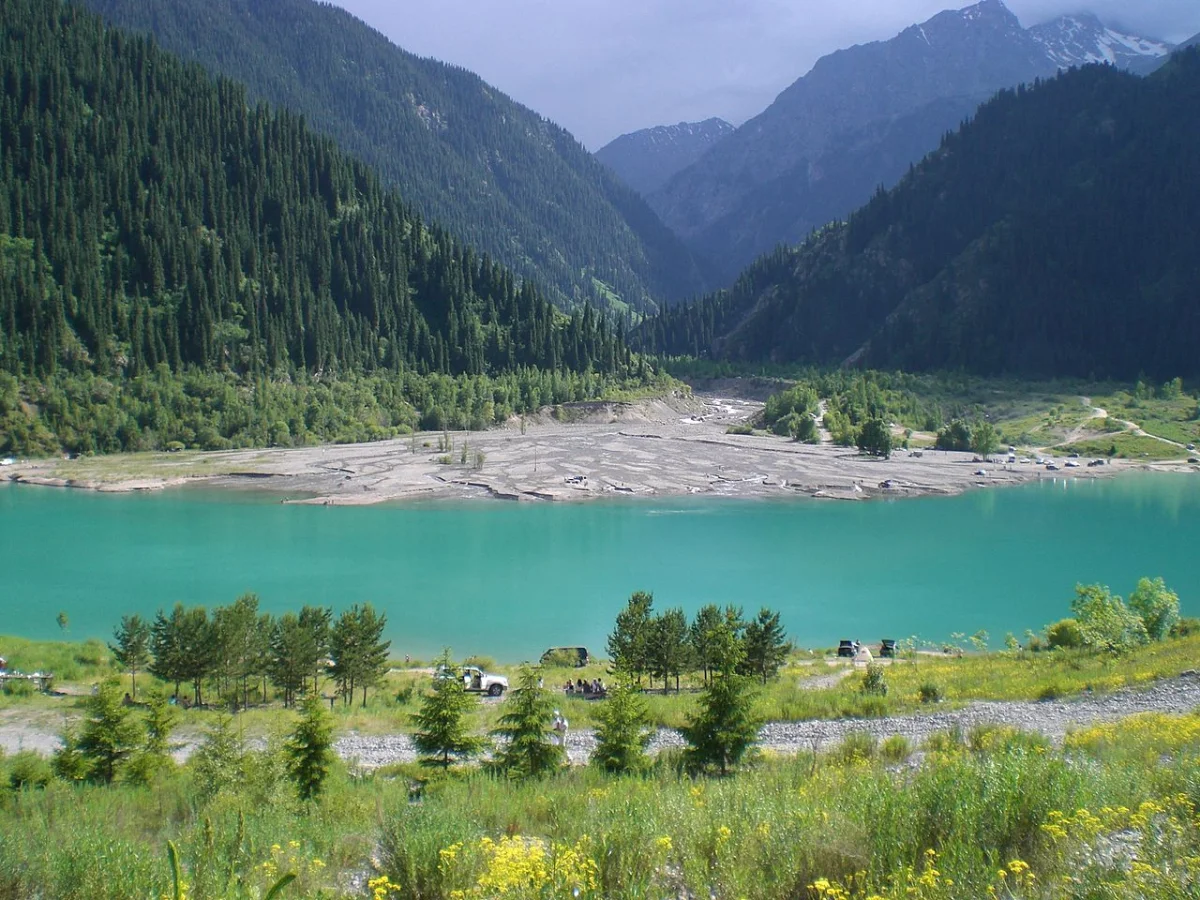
left=1038, top=684, right=1065, bottom=702
left=1, top=678, right=34, bottom=698
left=831, top=731, right=877, bottom=765
left=1170, top=617, right=1200, bottom=638
left=725, top=424, right=754, bottom=435
left=6, top=751, right=53, bottom=791
left=462, top=655, right=496, bottom=672
left=860, top=664, right=888, bottom=696
left=1046, top=618, right=1086, bottom=650
left=879, top=734, right=912, bottom=763
left=917, top=682, right=943, bottom=704
left=923, top=728, right=964, bottom=754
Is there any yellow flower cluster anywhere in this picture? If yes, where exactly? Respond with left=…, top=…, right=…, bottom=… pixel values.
left=253, top=840, right=327, bottom=897
left=368, top=874, right=401, bottom=900
left=443, top=834, right=599, bottom=899
left=1065, top=711, right=1200, bottom=758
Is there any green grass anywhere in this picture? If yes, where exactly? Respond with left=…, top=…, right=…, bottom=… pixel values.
left=0, top=635, right=113, bottom=683
left=1062, top=433, right=1187, bottom=461
left=4, top=707, right=1200, bottom=899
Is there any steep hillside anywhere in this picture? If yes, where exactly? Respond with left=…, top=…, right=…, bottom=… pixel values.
left=77, top=0, right=707, bottom=314
left=640, top=54, right=1200, bottom=380
left=649, top=0, right=1170, bottom=281
left=0, top=0, right=644, bottom=455
left=595, top=118, right=734, bottom=196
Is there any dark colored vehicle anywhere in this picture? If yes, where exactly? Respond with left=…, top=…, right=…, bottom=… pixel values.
left=879, top=640, right=897, bottom=659
left=837, top=640, right=856, bottom=658
left=540, top=647, right=590, bottom=668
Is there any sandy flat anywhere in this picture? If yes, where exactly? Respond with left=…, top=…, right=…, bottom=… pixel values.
left=4, top=390, right=1187, bottom=505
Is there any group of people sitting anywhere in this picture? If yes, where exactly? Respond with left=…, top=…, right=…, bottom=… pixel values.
left=563, top=677, right=606, bottom=696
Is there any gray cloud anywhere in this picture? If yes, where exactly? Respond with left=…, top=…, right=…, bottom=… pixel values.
left=331, top=0, right=1200, bottom=148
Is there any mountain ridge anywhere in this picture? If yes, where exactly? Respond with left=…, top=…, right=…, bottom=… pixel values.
left=595, top=118, right=734, bottom=197
left=648, top=0, right=1171, bottom=283
left=639, top=51, right=1200, bottom=381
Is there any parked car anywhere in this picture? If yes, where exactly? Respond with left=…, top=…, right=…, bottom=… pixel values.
left=879, top=639, right=897, bottom=659
left=1065, top=460, right=1080, bottom=468
left=837, top=640, right=857, bottom=658
left=435, top=665, right=508, bottom=696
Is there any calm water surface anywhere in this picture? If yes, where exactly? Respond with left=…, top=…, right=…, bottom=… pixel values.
left=2, top=474, right=1198, bottom=658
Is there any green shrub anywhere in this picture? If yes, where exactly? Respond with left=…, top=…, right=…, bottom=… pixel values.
left=725, top=424, right=754, bottom=435
left=860, top=664, right=888, bottom=696
left=6, top=751, right=53, bottom=791
left=1046, top=618, right=1086, bottom=650
left=1170, top=617, right=1200, bottom=637
left=1, top=678, right=34, bottom=698
left=879, top=734, right=912, bottom=763
left=1037, top=684, right=1065, bottom=702
left=831, top=731, right=877, bottom=765
left=917, top=682, right=943, bottom=704
left=923, top=728, right=964, bottom=754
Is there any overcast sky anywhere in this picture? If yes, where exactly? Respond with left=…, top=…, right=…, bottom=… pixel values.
left=331, top=0, right=1200, bottom=149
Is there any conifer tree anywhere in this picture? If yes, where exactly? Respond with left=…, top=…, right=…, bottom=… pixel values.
left=77, top=680, right=145, bottom=784
left=607, top=591, right=654, bottom=685
left=740, top=608, right=793, bottom=684
left=491, top=666, right=562, bottom=779
left=412, top=651, right=484, bottom=770
left=109, top=614, right=151, bottom=700
left=286, top=694, right=335, bottom=801
left=591, top=679, right=652, bottom=775
left=681, top=671, right=762, bottom=776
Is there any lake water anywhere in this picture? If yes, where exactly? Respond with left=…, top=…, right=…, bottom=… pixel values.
left=2, top=474, right=1198, bottom=660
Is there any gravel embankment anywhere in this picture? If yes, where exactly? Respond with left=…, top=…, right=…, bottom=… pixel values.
left=333, top=672, right=1200, bottom=770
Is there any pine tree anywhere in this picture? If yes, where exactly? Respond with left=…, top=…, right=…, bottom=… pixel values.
left=76, top=680, right=145, bottom=784
left=109, top=613, right=151, bottom=700
left=681, top=672, right=762, bottom=776
left=285, top=694, right=335, bottom=801
left=591, top=679, right=652, bottom=775
left=411, top=651, right=484, bottom=769
left=607, top=591, right=654, bottom=685
left=491, top=666, right=561, bottom=779
left=740, top=608, right=793, bottom=684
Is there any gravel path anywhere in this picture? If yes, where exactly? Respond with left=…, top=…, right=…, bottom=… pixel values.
left=333, top=672, right=1200, bottom=769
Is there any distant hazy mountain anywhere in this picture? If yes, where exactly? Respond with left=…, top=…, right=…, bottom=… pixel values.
left=649, top=0, right=1171, bottom=282
left=640, top=51, right=1200, bottom=380
left=595, top=118, right=734, bottom=196
left=77, top=0, right=708, bottom=314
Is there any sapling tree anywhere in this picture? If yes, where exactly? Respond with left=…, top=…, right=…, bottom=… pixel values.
left=491, top=666, right=561, bottom=778
left=1128, top=577, right=1180, bottom=641
left=286, top=694, right=335, bottom=801
left=592, top=679, right=652, bottom=774
left=412, top=651, right=484, bottom=769
left=681, top=670, right=762, bottom=776
left=77, top=679, right=145, bottom=784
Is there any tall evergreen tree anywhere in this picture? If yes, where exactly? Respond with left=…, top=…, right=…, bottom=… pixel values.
left=109, top=614, right=151, bottom=699
left=607, top=591, right=655, bottom=685
left=740, top=608, right=793, bottom=684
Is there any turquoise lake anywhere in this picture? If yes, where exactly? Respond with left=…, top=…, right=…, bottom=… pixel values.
left=1, top=474, right=1198, bottom=660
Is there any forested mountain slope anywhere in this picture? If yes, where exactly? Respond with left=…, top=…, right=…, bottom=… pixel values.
left=77, top=0, right=707, bottom=314
left=648, top=0, right=1170, bottom=282
left=640, top=53, right=1200, bottom=380
left=0, top=0, right=647, bottom=455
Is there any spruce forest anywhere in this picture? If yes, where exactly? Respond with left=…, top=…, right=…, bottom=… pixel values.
left=640, top=53, right=1200, bottom=380
left=0, top=0, right=652, bottom=455
left=77, top=0, right=709, bottom=314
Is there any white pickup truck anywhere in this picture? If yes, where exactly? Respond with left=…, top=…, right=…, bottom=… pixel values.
left=435, top=665, right=508, bottom=696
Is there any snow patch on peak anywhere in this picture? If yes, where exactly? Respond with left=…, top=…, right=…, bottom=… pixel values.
left=1030, top=14, right=1170, bottom=70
